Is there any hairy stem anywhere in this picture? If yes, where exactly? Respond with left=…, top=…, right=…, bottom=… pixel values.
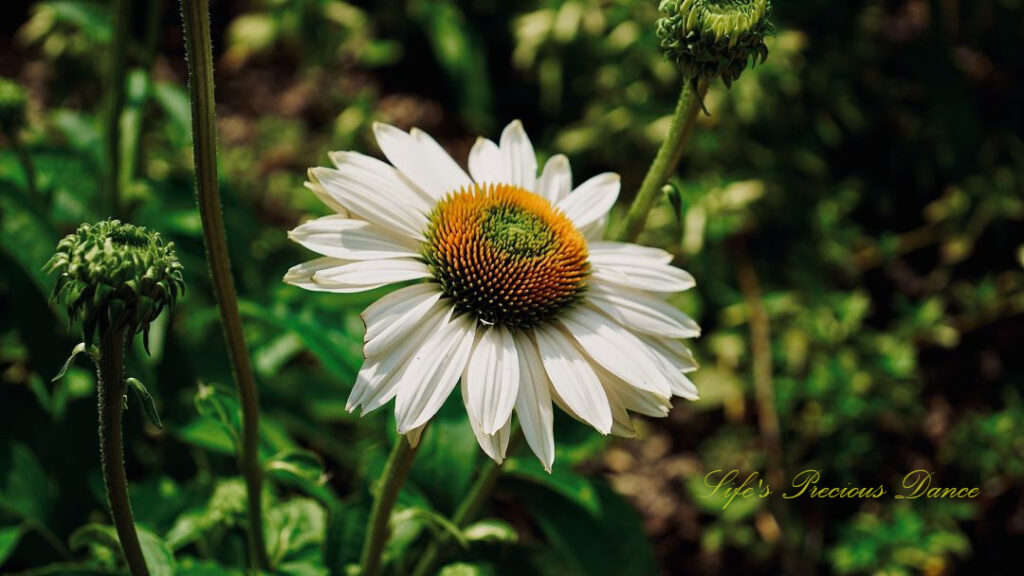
left=360, top=436, right=421, bottom=576
left=96, top=324, right=149, bottom=576
left=179, top=0, right=271, bottom=569
left=105, top=0, right=130, bottom=217
left=616, top=80, right=708, bottom=243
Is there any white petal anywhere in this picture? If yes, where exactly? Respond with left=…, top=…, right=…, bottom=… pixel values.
left=593, top=364, right=672, bottom=418
left=461, top=381, right=513, bottom=464
left=513, top=332, right=555, bottom=472
left=312, top=259, right=431, bottom=292
left=468, top=137, right=504, bottom=185
left=362, top=285, right=445, bottom=358
left=348, top=303, right=453, bottom=413
left=647, top=337, right=700, bottom=373
left=304, top=179, right=348, bottom=216
left=328, top=150, right=434, bottom=212
left=536, top=154, right=571, bottom=204
left=499, top=120, right=537, bottom=191
left=560, top=306, right=672, bottom=397
left=463, top=327, right=520, bottom=434
left=556, top=173, right=619, bottom=230
left=534, top=324, right=612, bottom=434
left=588, top=241, right=673, bottom=265
left=602, top=383, right=637, bottom=438
left=311, top=167, right=427, bottom=241
left=591, top=260, right=696, bottom=293
left=394, top=313, right=477, bottom=433
left=373, top=122, right=472, bottom=199
left=587, top=286, right=700, bottom=339
left=283, top=257, right=349, bottom=292
left=289, top=216, right=419, bottom=260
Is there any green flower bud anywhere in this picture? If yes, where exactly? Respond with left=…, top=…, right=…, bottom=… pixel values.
left=657, top=0, right=773, bottom=88
left=0, top=77, right=28, bottom=133
left=48, top=220, right=185, bottom=345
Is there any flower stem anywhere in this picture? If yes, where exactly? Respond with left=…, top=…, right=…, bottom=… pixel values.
left=96, top=323, right=149, bottom=576
left=616, top=79, right=708, bottom=243
left=105, top=0, right=130, bottom=218
left=360, top=436, right=421, bottom=576
left=179, top=0, right=271, bottom=570
left=410, top=432, right=520, bottom=576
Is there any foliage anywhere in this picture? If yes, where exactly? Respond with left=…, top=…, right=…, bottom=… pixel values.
left=1, top=0, right=1022, bottom=575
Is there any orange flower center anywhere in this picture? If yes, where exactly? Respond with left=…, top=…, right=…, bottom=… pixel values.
left=423, top=183, right=589, bottom=329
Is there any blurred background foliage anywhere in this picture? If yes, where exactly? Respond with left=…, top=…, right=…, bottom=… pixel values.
left=1, top=0, right=1023, bottom=575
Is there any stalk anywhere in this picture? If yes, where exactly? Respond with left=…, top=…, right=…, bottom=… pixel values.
left=179, top=0, right=271, bottom=569
left=359, top=437, right=421, bottom=576
left=96, top=324, right=150, bottom=576
left=106, top=0, right=130, bottom=217
left=616, top=80, right=708, bottom=243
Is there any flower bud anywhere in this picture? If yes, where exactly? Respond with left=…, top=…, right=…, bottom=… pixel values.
left=48, top=220, right=185, bottom=344
left=0, top=77, right=28, bottom=133
left=656, top=0, right=772, bottom=87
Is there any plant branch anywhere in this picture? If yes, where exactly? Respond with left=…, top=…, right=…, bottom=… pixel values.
left=179, top=0, right=271, bottom=569
left=617, top=79, right=708, bottom=243
left=360, top=436, right=421, bottom=576
left=96, top=323, right=149, bottom=576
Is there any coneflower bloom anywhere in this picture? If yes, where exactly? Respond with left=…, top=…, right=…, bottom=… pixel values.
left=286, top=121, right=699, bottom=471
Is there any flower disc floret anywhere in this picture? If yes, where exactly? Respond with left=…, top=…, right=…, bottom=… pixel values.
left=423, top=184, right=589, bottom=329
left=48, top=220, right=185, bottom=342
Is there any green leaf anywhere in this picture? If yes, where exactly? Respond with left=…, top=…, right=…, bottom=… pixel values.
left=71, top=524, right=175, bottom=576
left=267, top=498, right=326, bottom=565
left=437, top=562, right=497, bottom=576
left=0, top=443, right=53, bottom=523
left=193, top=383, right=242, bottom=451
left=504, top=457, right=601, bottom=516
left=52, top=342, right=88, bottom=382
left=408, top=399, right=481, bottom=514
left=462, top=518, right=518, bottom=545
left=0, top=525, right=23, bottom=568
left=127, top=377, right=162, bottom=429
left=138, top=528, right=177, bottom=576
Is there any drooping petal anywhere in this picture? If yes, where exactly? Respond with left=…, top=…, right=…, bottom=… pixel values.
left=394, top=313, right=477, bottom=433
left=362, top=284, right=445, bottom=358
left=536, top=154, right=571, bottom=204
left=593, top=364, right=672, bottom=418
left=462, top=381, right=513, bottom=464
left=513, top=332, right=555, bottom=472
left=283, top=257, right=350, bottom=292
left=591, top=259, right=696, bottom=293
left=289, top=216, right=420, bottom=260
left=310, top=167, right=427, bottom=241
left=534, top=324, right=612, bottom=434
left=468, top=137, right=503, bottom=185
left=603, top=383, right=637, bottom=438
left=588, top=241, right=673, bottom=265
left=499, top=120, right=537, bottom=191
left=373, top=122, right=472, bottom=199
left=304, top=179, right=349, bottom=216
left=312, top=259, right=432, bottom=292
left=463, top=327, right=520, bottom=434
left=560, top=306, right=672, bottom=397
left=587, top=285, right=700, bottom=339
left=556, top=172, right=619, bottom=230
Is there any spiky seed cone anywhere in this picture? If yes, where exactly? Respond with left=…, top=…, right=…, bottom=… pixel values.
left=656, top=0, right=773, bottom=88
left=47, top=220, right=185, bottom=345
left=0, top=77, right=28, bottom=133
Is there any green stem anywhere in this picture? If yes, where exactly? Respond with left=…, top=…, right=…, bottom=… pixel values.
left=359, top=436, right=421, bottom=576
left=4, top=126, right=42, bottom=207
left=106, top=0, right=130, bottom=218
left=96, top=324, right=149, bottom=576
left=616, top=80, right=708, bottom=243
left=179, top=0, right=271, bottom=570
left=410, top=433, right=520, bottom=576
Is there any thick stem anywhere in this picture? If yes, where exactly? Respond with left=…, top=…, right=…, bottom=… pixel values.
left=410, top=433, right=520, bottom=576
left=616, top=80, right=708, bottom=243
left=179, top=0, right=271, bottom=570
left=106, top=0, right=130, bottom=218
left=359, top=436, right=420, bottom=576
left=96, top=324, right=150, bottom=576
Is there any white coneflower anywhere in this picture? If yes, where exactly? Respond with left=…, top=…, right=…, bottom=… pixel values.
left=286, top=121, right=700, bottom=471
